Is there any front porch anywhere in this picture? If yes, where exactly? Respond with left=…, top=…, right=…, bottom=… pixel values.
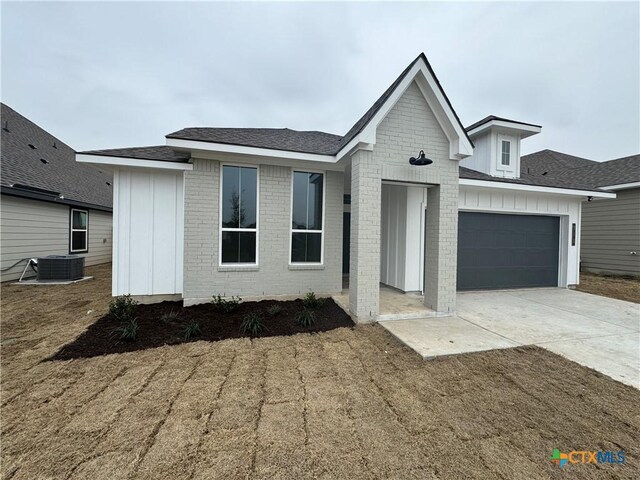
left=332, top=276, right=440, bottom=321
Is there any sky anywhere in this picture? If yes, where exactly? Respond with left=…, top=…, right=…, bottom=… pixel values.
left=1, top=1, right=639, bottom=161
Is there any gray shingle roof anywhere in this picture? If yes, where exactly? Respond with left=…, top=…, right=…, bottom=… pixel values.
left=80, top=145, right=191, bottom=162
left=166, top=53, right=472, bottom=155
left=459, top=166, right=601, bottom=192
left=461, top=149, right=640, bottom=192
left=1, top=103, right=113, bottom=210
left=165, top=128, right=342, bottom=156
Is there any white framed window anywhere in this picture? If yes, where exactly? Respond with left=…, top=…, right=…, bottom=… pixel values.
left=290, top=171, right=325, bottom=264
left=501, top=139, right=511, bottom=166
left=219, top=164, right=259, bottom=265
left=70, top=208, right=88, bottom=253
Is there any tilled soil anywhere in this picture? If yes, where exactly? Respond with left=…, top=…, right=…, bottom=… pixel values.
left=2, top=263, right=639, bottom=479
left=51, top=298, right=354, bottom=360
left=577, top=271, right=640, bottom=304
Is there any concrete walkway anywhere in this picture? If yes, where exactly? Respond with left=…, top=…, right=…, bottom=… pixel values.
left=381, top=288, right=640, bottom=388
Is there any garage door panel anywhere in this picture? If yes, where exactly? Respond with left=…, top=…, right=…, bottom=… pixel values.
left=457, top=212, right=560, bottom=290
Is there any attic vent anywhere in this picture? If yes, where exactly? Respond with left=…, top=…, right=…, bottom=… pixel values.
left=53, top=142, right=57, bottom=149
left=28, top=143, right=36, bottom=149
left=542, top=171, right=548, bottom=176
left=2, top=121, right=8, bottom=132
left=40, top=158, right=49, bottom=164
left=106, top=181, right=111, bottom=186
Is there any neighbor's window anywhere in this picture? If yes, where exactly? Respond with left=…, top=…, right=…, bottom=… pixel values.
left=291, top=171, right=324, bottom=263
left=501, top=140, right=511, bottom=166
left=70, top=209, right=88, bottom=253
left=220, top=165, right=258, bottom=264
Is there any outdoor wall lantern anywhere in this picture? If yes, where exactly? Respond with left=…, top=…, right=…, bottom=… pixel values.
left=409, top=150, right=433, bottom=166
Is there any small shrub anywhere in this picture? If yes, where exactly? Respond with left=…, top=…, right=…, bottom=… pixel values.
left=295, top=308, right=316, bottom=327
left=109, top=294, right=138, bottom=322
left=112, top=318, right=138, bottom=341
left=240, top=312, right=264, bottom=335
left=302, top=291, right=324, bottom=309
left=160, top=309, right=180, bottom=324
left=266, top=304, right=283, bottom=316
left=212, top=295, right=242, bottom=313
left=184, top=320, right=201, bottom=341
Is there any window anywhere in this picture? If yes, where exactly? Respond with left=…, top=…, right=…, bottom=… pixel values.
left=501, top=140, right=511, bottom=166
left=220, top=165, right=258, bottom=264
left=70, top=209, right=88, bottom=253
left=291, top=171, right=324, bottom=263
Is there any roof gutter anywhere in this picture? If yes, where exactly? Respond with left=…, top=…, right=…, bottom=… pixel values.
left=459, top=178, right=616, bottom=198
left=77, top=153, right=193, bottom=171
left=1, top=186, right=113, bottom=212
left=598, top=181, right=640, bottom=191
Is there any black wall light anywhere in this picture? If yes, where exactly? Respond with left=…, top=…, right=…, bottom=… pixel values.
left=409, top=150, right=433, bottom=166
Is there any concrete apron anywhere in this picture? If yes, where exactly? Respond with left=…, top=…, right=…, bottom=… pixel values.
left=381, top=288, right=640, bottom=389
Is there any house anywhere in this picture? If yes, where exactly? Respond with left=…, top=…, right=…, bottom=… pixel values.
left=519, top=150, right=640, bottom=277
left=76, top=53, right=614, bottom=322
left=1, top=103, right=113, bottom=281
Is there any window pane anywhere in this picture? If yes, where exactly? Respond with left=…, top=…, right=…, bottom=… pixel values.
left=72, top=231, right=87, bottom=251
left=292, top=172, right=308, bottom=229
left=72, top=210, right=87, bottom=229
left=222, top=166, right=257, bottom=228
left=221, top=231, right=256, bottom=264
left=239, top=167, right=257, bottom=228
left=307, top=173, right=323, bottom=230
left=291, top=232, right=322, bottom=263
left=222, top=166, right=240, bottom=228
left=292, top=172, right=323, bottom=230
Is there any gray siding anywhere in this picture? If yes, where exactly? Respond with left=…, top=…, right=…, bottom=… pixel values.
left=581, top=188, right=640, bottom=276
left=182, top=160, right=343, bottom=305
left=1, top=195, right=112, bottom=281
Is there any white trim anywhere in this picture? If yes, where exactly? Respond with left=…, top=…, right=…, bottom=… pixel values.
left=598, top=181, right=640, bottom=191
left=336, top=59, right=474, bottom=161
left=498, top=137, right=511, bottom=169
left=458, top=178, right=616, bottom=198
left=166, top=138, right=336, bottom=164
left=76, top=153, right=193, bottom=171
left=218, top=163, right=260, bottom=267
left=289, top=169, right=326, bottom=266
left=467, top=119, right=541, bottom=138
left=70, top=208, right=89, bottom=253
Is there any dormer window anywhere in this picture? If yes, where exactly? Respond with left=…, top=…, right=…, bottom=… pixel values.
left=501, top=140, right=511, bottom=166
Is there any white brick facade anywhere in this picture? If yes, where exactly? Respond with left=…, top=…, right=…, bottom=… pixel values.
left=183, top=160, right=343, bottom=305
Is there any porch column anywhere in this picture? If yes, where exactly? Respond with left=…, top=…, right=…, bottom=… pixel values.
left=424, top=183, right=458, bottom=313
left=349, top=148, right=381, bottom=322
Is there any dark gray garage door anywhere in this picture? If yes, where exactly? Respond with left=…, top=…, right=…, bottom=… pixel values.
left=457, top=212, right=560, bottom=290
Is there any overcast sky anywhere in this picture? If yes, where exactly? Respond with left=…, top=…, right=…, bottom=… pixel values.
left=2, top=1, right=638, bottom=160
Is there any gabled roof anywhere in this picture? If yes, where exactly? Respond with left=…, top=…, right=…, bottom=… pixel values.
left=1, top=103, right=113, bottom=210
left=165, top=53, right=472, bottom=159
left=80, top=145, right=191, bottom=163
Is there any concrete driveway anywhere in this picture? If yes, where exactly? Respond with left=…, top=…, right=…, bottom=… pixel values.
left=381, top=288, right=640, bottom=388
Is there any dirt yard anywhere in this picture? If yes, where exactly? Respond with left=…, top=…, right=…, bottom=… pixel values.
left=577, top=271, right=640, bottom=303
left=2, top=264, right=639, bottom=479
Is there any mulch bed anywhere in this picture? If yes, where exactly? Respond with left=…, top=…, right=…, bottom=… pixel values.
left=50, top=298, right=353, bottom=360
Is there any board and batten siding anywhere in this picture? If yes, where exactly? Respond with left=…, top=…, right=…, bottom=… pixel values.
left=458, top=186, right=583, bottom=287
left=112, top=168, right=184, bottom=296
left=0, top=194, right=112, bottom=281
left=581, top=188, right=640, bottom=276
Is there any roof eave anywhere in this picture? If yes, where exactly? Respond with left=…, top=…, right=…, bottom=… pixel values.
left=76, top=153, right=194, bottom=171
left=459, top=178, right=616, bottom=198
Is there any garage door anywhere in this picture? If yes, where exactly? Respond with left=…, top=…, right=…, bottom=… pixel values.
left=457, top=212, right=560, bottom=290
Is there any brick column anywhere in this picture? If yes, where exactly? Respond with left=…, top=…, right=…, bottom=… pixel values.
left=424, top=182, right=458, bottom=313
left=349, top=149, right=381, bottom=322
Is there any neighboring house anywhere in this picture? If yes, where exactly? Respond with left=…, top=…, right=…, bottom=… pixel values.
left=77, top=53, right=613, bottom=322
left=520, top=150, right=640, bottom=277
left=1, top=103, right=113, bottom=281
